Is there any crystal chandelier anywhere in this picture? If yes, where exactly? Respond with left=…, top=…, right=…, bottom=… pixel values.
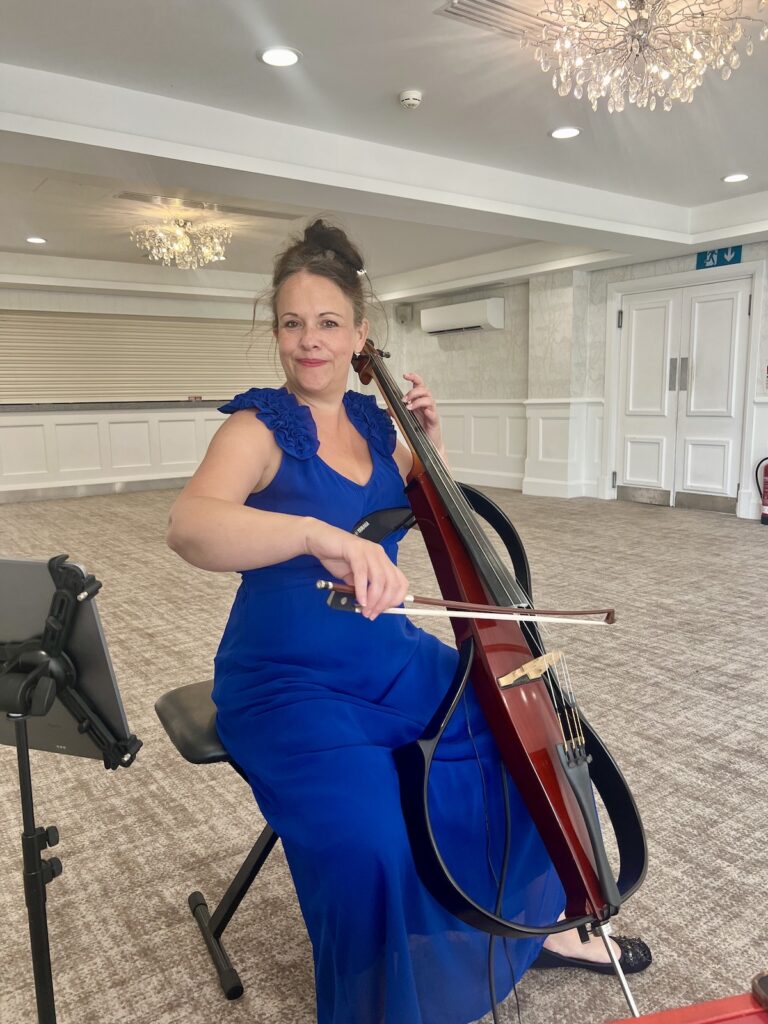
left=130, top=218, right=232, bottom=269
left=522, top=0, right=768, bottom=111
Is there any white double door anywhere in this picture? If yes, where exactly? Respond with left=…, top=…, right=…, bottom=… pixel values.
left=617, top=278, right=751, bottom=510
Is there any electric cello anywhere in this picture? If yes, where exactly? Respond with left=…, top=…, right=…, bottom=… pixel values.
left=326, top=341, right=649, bottom=1016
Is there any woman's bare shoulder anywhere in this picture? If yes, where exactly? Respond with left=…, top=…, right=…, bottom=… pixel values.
left=177, top=408, right=281, bottom=503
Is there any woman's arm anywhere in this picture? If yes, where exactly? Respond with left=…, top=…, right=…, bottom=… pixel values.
left=167, top=410, right=310, bottom=572
left=167, top=410, right=409, bottom=618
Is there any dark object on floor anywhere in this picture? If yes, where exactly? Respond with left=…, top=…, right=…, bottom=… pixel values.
left=531, top=935, right=652, bottom=975
left=752, top=972, right=768, bottom=1011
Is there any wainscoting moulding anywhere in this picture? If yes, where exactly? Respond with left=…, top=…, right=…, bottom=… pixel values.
left=0, top=407, right=226, bottom=504
left=379, top=397, right=600, bottom=499
left=522, top=398, right=605, bottom=500
left=1, top=399, right=530, bottom=503
left=435, top=398, right=527, bottom=492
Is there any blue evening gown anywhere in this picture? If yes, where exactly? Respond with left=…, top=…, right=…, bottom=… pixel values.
left=212, top=387, right=564, bottom=1024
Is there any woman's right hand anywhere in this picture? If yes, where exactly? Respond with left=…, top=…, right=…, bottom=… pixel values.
left=305, top=519, right=409, bottom=621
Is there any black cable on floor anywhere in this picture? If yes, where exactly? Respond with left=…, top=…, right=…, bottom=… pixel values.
left=462, top=697, right=523, bottom=1024
left=487, top=762, right=521, bottom=1024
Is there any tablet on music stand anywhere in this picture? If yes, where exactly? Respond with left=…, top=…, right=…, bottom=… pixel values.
left=0, top=556, right=133, bottom=759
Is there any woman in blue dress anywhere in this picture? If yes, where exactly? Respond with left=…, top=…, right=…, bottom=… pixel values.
left=167, top=220, right=650, bottom=1024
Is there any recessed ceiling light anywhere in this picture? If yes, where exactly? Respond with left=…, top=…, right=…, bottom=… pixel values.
left=26, top=236, right=47, bottom=244
left=722, top=173, right=749, bottom=183
left=550, top=127, right=580, bottom=140
left=260, top=47, right=301, bottom=67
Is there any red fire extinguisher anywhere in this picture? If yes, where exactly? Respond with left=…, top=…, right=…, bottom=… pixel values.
left=757, top=457, right=768, bottom=525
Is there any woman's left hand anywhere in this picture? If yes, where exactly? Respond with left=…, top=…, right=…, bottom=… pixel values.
left=403, top=373, right=445, bottom=457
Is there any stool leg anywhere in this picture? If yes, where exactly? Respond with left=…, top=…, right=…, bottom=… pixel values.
left=209, top=826, right=278, bottom=938
left=188, top=825, right=278, bottom=999
left=189, top=890, right=243, bottom=1000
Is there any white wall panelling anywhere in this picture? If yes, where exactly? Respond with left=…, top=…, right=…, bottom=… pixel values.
left=109, top=421, right=152, bottom=469
left=523, top=399, right=604, bottom=499
left=438, top=400, right=526, bottom=490
left=0, top=400, right=529, bottom=501
left=56, top=422, right=101, bottom=472
left=0, top=407, right=226, bottom=502
left=158, top=418, right=198, bottom=467
left=0, top=424, right=48, bottom=476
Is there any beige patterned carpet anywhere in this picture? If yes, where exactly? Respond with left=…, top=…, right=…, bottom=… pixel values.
left=0, top=488, right=766, bottom=1024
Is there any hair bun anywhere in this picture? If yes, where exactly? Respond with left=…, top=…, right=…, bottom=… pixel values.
left=269, top=217, right=370, bottom=327
left=304, top=219, right=364, bottom=275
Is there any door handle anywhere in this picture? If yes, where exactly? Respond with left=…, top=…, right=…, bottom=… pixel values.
left=668, top=357, right=678, bottom=391
left=679, top=357, right=689, bottom=392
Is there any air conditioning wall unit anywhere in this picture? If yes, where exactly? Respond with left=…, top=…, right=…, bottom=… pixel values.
left=420, top=297, right=504, bottom=335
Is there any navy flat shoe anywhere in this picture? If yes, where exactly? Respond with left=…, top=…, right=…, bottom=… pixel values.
left=531, top=936, right=652, bottom=975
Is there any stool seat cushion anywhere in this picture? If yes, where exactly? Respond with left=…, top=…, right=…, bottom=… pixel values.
left=155, top=680, right=229, bottom=765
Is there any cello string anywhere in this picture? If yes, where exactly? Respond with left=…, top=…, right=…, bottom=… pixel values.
left=554, top=658, right=579, bottom=754
left=561, top=656, right=586, bottom=750
left=370, top=348, right=591, bottom=751
left=364, top=350, right=626, bottom=952
left=368, top=348, right=524, bottom=598
left=371, top=350, right=592, bottom=749
left=370, top=350, right=529, bottom=609
left=431, top=412, right=586, bottom=743
left=370, top=357, right=549, bottom=958
left=546, top=654, right=576, bottom=751
left=541, top=667, right=570, bottom=749
left=548, top=659, right=573, bottom=749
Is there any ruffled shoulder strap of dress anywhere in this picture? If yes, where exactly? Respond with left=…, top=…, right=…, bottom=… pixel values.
left=343, top=391, right=397, bottom=456
left=218, top=387, right=319, bottom=460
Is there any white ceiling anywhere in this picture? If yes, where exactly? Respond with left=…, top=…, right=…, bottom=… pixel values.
left=0, top=157, right=533, bottom=277
left=1, top=0, right=767, bottom=285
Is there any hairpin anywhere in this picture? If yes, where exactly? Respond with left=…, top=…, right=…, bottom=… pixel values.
left=356, top=267, right=367, bottom=277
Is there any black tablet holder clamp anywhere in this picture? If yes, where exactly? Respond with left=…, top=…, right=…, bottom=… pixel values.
left=0, top=555, right=141, bottom=1024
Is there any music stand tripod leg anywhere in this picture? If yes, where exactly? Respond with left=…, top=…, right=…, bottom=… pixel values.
left=12, top=715, right=62, bottom=1024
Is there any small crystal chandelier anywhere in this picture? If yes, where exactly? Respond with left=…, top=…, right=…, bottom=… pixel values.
left=130, top=218, right=232, bottom=269
left=522, top=0, right=768, bottom=112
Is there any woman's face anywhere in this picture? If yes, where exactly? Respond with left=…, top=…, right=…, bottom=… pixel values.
left=274, top=270, right=367, bottom=400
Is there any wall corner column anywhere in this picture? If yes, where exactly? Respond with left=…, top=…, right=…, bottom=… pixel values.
left=522, top=270, right=604, bottom=499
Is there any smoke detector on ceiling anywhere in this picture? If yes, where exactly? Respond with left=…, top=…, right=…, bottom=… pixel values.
left=399, top=89, right=422, bottom=110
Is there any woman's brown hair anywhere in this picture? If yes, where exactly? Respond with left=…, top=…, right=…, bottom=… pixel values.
left=270, top=219, right=368, bottom=327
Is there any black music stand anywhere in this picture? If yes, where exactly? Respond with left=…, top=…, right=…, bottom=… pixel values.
left=0, top=555, right=141, bottom=1024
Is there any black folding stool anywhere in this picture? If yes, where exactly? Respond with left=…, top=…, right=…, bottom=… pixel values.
left=155, top=680, right=278, bottom=1000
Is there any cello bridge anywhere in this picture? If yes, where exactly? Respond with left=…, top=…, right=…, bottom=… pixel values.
left=497, top=650, right=565, bottom=689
